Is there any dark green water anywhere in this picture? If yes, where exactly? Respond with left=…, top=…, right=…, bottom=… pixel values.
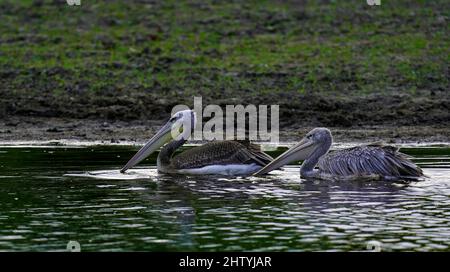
left=0, top=144, right=449, bottom=252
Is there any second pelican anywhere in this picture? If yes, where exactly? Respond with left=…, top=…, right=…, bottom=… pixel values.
left=254, top=128, right=424, bottom=181
left=121, top=110, right=273, bottom=176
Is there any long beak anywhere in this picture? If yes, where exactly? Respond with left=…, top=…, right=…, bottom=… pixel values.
left=120, top=122, right=173, bottom=173
left=253, top=138, right=316, bottom=175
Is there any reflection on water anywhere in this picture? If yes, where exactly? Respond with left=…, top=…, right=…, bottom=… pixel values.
left=0, top=145, right=449, bottom=251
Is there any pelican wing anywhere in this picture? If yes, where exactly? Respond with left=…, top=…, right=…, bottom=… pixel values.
left=170, top=141, right=273, bottom=170
left=317, top=144, right=423, bottom=179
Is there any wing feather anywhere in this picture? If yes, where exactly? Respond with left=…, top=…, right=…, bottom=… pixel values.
left=318, top=145, right=423, bottom=179
left=170, top=141, right=273, bottom=169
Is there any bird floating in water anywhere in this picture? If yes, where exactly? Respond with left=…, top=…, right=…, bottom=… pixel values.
left=254, top=128, right=424, bottom=181
left=121, top=110, right=273, bottom=176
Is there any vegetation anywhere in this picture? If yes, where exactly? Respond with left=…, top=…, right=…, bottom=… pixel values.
left=0, top=0, right=448, bottom=127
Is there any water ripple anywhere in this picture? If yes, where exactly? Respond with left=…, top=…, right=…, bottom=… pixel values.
left=0, top=146, right=449, bottom=251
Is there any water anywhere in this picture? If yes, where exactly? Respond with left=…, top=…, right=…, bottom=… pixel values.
left=0, top=144, right=449, bottom=252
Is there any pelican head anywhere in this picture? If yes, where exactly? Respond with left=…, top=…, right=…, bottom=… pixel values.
left=254, top=127, right=332, bottom=175
left=120, top=110, right=196, bottom=173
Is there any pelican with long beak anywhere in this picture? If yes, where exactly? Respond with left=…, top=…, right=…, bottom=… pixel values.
left=254, top=128, right=424, bottom=181
left=121, top=110, right=273, bottom=176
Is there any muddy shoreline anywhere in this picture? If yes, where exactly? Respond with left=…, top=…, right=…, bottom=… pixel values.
left=1, top=116, right=448, bottom=145
left=0, top=1, right=448, bottom=145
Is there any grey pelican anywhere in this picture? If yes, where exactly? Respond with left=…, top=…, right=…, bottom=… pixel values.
left=254, top=128, right=424, bottom=181
left=120, top=110, right=273, bottom=176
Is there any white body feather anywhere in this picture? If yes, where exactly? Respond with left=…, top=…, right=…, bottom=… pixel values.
left=165, top=163, right=262, bottom=176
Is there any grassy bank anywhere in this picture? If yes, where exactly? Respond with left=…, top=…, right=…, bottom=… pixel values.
left=0, top=0, right=448, bottom=128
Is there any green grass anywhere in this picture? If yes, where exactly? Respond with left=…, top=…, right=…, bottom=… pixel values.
left=0, top=0, right=448, bottom=122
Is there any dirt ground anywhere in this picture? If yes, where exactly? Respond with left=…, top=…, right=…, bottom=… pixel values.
left=0, top=116, right=448, bottom=144
left=0, top=1, right=448, bottom=144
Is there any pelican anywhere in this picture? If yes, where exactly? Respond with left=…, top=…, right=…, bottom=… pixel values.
left=254, top=128, right=424, bottom=181
left=120, top=110, right=273, bottom=176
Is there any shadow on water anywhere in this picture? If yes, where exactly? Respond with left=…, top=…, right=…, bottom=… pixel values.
left=0, top=145, right=449, bottom=251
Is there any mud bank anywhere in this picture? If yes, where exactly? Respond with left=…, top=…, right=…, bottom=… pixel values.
left=1, top=116, right=448, bottom=144
left=0, top=0, right=448, bottom=143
